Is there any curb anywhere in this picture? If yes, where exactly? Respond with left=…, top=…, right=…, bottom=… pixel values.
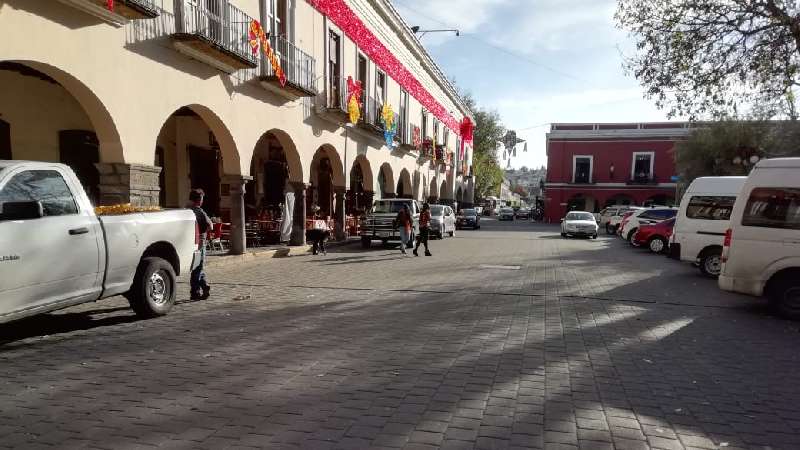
left=205, top=238, right=360, bottom=268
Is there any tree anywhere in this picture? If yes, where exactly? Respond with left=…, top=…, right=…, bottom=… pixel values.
left=676, top=120, right=800, bottom=183
left=457, top=91, right=506, bottom=202
left=512, top=184, right=529, bottom=198
left=616, top=0, right=800, bottom=119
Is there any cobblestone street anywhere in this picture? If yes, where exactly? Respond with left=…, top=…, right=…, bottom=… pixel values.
left=2, top=220, right=800, bottom=450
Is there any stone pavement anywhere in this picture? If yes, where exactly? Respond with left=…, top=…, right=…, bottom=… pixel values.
left=2, top=220, right=800, bottom=450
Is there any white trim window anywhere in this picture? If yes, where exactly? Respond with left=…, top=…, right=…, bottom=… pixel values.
left=631, top=151, right=655, bottom=182
left=327, top=28, right=342, bottom=108
left=572, top=155, right=593, bottom=184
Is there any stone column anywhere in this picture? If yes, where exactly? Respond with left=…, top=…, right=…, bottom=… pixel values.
left=223, top=175, right=251, bottom=255
left=290, top=181, right=308, bottom=246
left=95, top=163, right=161, bottom=207
left=334, top=186, right=346, bottom=241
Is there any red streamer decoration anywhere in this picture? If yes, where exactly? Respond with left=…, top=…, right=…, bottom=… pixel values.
left=307, top=0, right=461, bottom=135
left=106, top=0, right=114, bottom=11
left=249, top=20, right=287, bottom=87
left=459, top=116, right=475, bottom=159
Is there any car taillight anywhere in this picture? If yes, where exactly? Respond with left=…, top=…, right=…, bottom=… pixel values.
left=721, top=228, right=732, bottom=263
left=195, top=223, right=201, bottom=247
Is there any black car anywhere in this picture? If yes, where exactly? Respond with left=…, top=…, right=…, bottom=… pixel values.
left=457, top=208, right=481, bottom=229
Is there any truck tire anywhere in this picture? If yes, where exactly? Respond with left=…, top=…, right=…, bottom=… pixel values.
left=128, top=257, right=176, bottom=318
left=768, top=272, right=800, bottom=319
left=361, top=237, right=371, bottom=248
left=698, top=247, right=723, bottom=278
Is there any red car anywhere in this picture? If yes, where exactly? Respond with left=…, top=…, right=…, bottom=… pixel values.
left=633, top=218, right=675, bottom=253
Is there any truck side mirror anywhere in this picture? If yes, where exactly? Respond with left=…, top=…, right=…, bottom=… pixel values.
left=0, top=201, right=44, bottom=221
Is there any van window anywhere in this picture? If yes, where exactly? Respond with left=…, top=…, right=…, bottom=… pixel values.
left=640, top=209, right=676, bottom=220
left=742, top=188, right=800, bottom=230
left=686, top=196, right=736, bottom=220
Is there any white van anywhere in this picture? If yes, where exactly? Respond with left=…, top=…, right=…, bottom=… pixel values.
left=719, top=158, right=800, bottom=318
left=670, top=177, right=746, bottom=277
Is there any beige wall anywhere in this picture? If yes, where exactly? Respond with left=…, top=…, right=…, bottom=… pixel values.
left=0, top=0, right=470, bottom=205
left=0, top=70, right=93, bottom=162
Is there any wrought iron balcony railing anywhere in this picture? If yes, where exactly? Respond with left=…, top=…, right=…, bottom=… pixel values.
left=260, top=34, right=317, bottom=97
left=172, top=0, right=257, bottom=73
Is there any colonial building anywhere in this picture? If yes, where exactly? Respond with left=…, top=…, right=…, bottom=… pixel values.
left=544, top=122, right=692, bottom=222
left=0, top=0, right=475, bottom=253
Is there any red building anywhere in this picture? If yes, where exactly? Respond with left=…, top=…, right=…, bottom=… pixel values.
left=544, top=122, right=692, bottom=222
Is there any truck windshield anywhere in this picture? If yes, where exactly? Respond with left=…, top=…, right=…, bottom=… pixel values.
left=372, top=200, right=411, bottom=214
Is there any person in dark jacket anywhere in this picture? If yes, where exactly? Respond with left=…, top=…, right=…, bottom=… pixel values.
left=189, top=189, right=211, bottom=300
left=414, top=203, right=432, bottom=257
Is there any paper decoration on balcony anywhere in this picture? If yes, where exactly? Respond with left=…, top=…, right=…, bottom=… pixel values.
left=459, top=117, right=474, bottom=160
left=412, top=125, right=422, bottom=150
left=307, top=0, right=461, bottom=134
left=380, top=103, right=397, bottom=148
left=249, top=20, right=286, bottom=87
left=346, top=77, right=363, bottom=124
left=105, top=0, right=113, bottom=11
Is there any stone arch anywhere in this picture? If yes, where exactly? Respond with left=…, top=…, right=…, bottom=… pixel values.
left=1, top=60, right=124, bottom=163
left=247, top=130, right=303, bottom=221
left=352, top=154, right=374, bottom=192
left=310, top=144, right=345, bottom=218
left=349, top=154, right=374, bottom=213
left=428, top=177, right=438, bottom=202
left=397, top=169, right=412, bottom=198
left=567, top=193, right=600, bottom=213
left=378, top=163, right=395, bottom=198
left=440, top=180, right=448, bottom=201
left=312, top=144, right=345, bottom=187
left=155, top=105, right=240, bottom=215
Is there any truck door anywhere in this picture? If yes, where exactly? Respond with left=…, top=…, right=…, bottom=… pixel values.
left=0, top=168, right=102, bottom=317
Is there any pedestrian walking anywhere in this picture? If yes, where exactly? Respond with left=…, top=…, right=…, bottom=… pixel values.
left=306, top=206, right=330, bottom=255
left=395, top=204, right=413, bottom=255
left=414, top=203, right=432, bottom=257
left=188, top=188, right=211, bottom=300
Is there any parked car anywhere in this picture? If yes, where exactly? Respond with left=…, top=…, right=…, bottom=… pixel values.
left=457, top=208, right=481, bottom=229
left=670, top=176, right=746, bottom=277
left=561, top=211, right=599, bottom=239
left=360, top=198, right=420, bottom=248
left=719, top=158, right=800, bottom=318
left=498, top=207, right=515, bottom=221
left=617, top=211, right=637, bottom=237
left=633, top=218, right=675, bottom=253
left=620, top=207, right=678, bottom=244
left=430, top=204, right=456, bottom=238
left=516, top=208, right=531, bottom=220
left=0, top=161, right=200, bottom=324
left=600, top=206, right=642, bottom=234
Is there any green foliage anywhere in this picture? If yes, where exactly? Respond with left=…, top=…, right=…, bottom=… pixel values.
left=457, top=91, right=506, bottom=202
left=676, top=121, right=800, bottom=183
left=616, top=0, right=800, bottom=119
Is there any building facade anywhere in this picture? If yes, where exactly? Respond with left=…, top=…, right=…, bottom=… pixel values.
left=504, top=167, right=545, bottom=202
left=0, top=0, right=475, bottom=253
left=544, top=123, right=691, bottom=222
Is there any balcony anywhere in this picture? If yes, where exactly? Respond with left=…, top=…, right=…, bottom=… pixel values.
left=627, top=175, right=659, bottom=185
left=56, top=0, right=160, bottom=26
left=359, top=97, right=384, bottom=135
left=258, top=34, right=317, bottom=99
left=171, top=0, right=257, bottom=74
left=315, top=76, right=349, bottom=122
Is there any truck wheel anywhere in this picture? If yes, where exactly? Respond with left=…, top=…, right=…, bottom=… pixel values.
left=768, top=272, right=800, bottom=319
left=361, top=237, right=371, bottom=248
left=381, top=239, right=389, bottom=247
left=699, top=248, right=722, bottom=278
left=128, top=257, right=176, bottom=318
left=626, top=229, right=638, bottom=244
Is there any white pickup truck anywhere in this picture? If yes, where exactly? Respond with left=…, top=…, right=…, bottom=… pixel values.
left=0, top=161, right=200, bottom=324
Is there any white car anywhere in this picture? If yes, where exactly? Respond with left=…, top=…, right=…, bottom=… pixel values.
left=561, top=211, right=599, bottom=239
left=599, top=206, right=642, bottom=234
left=719, top=158, right=800, bottom=318
left=670, top=176, right=746, bottom=277
left=0, top=161, right=199, bottom=324
left=429, top=204, right=456, bottom=238
left=620, top=207, right=677, bottom=243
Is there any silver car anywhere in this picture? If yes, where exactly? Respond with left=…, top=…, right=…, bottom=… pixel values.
left=430, top=204, right=456, bottom=238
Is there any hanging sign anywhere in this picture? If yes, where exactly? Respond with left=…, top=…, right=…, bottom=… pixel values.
left=249, top=20, right=286, bottom=87
left=346, top=77, right=363, bottom=124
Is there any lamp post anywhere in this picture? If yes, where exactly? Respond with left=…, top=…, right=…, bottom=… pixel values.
left=410, top=26, right=460, bottom=38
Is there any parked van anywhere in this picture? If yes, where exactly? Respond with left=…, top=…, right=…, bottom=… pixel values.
left=719, top=158, right=800, bottom=318
left=670, top=176, right=746, bottom=277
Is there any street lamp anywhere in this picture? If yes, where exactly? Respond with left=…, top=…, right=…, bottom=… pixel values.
left=410, top=26, right=460, bottom=38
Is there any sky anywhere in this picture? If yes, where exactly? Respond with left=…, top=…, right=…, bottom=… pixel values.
left=391, top=0, right=674, bottom=169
